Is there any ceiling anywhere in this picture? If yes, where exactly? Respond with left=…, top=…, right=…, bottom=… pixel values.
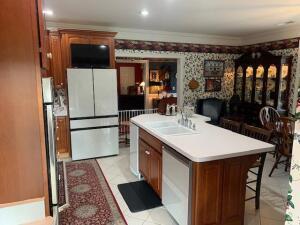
left=44, top=0, right=300, bottom=37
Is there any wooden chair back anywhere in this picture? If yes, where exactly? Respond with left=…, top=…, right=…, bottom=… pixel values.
left=157, top=97, right=177, bottom=114
left=219, top=117, right=242, bottom=133
left=277, top=117, right=295, bottom=157
left=259, top=106, right=280, bottom=130
left=241, top=124, right=272, bottom=143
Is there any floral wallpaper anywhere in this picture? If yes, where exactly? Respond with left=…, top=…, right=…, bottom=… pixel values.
left=116, top=49, right=239, bottom=107
left=182, top=52, right=238, bottom=106
left=116, top=46, right=298, bottom=112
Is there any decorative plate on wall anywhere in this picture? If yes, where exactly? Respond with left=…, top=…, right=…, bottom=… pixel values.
left=188, top=78, right=199, bottom=91
left=204, top=60, right=225, bottom=77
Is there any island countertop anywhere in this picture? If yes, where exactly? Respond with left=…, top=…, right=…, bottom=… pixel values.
left=130, top=113, right=275, bottom=162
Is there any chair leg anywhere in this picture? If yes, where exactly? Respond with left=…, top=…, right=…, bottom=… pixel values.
left=269, top=154, right=282, bottom=177
left=255, top=153, right=266, bottom=210
left=285, top=157, right=290, bottom=172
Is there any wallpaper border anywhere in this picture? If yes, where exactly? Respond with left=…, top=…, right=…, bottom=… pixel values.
left=115, top=38, right=300, bottom=54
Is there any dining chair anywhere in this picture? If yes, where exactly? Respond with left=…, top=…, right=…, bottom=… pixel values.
left=241, top=124, right=272, bottom=209
left=259, top=106, right=281, bottom=130
left=269, top=116, right=295, bottom=177
left=259, top=106, right=281, bottom=158
left=219, top=117, right=242, bottom=133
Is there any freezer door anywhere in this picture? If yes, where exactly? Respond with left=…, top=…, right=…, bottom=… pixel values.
left=67, top=69, right=95, bottom=118
left=71, top=127, right=119, bottom=160
left=93, top=69, right=118, bottom=116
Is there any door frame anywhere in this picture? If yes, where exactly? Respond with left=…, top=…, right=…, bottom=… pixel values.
left=116, top=51, right=185, bottom=108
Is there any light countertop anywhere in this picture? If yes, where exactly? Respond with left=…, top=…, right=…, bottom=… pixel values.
left=131, top=114, right=275, bottom=162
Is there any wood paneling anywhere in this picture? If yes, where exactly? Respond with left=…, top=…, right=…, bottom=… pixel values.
left=192, top=161, right=223, bottom=225
left=191, top=155, right=257, bottom=225
left=0, top=0, right=48, bottom=213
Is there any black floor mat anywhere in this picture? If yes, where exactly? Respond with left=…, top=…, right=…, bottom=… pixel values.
left=118, top=181, right=162, bottom=212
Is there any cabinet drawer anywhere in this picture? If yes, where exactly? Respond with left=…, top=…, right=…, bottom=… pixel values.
left=139, top=129, right=162, bottom=153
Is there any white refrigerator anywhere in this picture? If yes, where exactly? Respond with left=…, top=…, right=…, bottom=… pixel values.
left=67, top=68, right=119, bottom=160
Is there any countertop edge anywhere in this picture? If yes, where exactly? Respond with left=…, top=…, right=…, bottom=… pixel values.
left=131, top=118, right=275, bottom=163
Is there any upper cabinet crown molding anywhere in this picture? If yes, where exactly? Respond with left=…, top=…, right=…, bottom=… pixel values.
left=58, top=29, right=117, bottom=38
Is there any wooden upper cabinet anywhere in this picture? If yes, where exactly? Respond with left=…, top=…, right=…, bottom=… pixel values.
left=49, top=32, right=65, bottom=87
left=60, top=30, right=117, bottom=70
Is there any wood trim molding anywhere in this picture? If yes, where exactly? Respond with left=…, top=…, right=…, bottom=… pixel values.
left=58, top=29, right=117, bottom=38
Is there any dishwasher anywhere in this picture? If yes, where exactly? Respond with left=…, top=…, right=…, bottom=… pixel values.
left=162, top=145, right=192, bottom=225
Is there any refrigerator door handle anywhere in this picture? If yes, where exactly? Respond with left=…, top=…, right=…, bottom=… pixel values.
left=46, top=104, right=58, bottom=205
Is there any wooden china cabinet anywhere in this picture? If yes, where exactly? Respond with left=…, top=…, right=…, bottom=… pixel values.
left=233, top=52, right=292, bottom=121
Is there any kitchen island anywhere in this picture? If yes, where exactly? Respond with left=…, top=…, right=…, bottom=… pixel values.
left=130, top=114, right=274, bottom=225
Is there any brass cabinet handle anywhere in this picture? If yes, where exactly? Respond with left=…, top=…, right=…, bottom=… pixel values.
left=145, top=150, right=150, bottom=155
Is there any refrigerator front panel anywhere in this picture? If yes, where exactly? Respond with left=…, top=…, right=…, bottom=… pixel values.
left=67, top=69, right=95, bottom=118
left=71, top=127, right=119, bottom=160
left=42, top=77, right=54, bottom=103
left=70, top=117, right=118, bottom=129
left=93, top=69, right=118, bottom=116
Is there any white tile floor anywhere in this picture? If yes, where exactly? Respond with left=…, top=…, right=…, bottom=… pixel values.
left=97, top=147, right=289, bottom=225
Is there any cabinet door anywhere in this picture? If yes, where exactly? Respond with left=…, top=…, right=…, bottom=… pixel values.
left=139, top=140, right=150, bottom=181
left=56, top=117, right=69, bottom=155
left=49, top=32, right=64, bottom=87
left=149, top=147, right=162, bottom=197
left=61, top=33, right=90, bottom=70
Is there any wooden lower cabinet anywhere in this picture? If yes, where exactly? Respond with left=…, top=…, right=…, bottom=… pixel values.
left=138, top=128, right=258, bottom=225
left=56, top=117, right=70, bottom=156
left=139, top=130, right=162, bottom=197
left=149, top=147, right=162, bottom=197
left=139, top=139, right=150, bottom=181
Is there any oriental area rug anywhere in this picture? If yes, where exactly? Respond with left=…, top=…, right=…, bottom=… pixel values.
left=59, top=159, right=127, bottom=225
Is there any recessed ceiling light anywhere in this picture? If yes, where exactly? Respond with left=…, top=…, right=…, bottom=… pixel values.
left=140, top=9, right=149, bottom=17
left=43, top=9, right=53, bottom=16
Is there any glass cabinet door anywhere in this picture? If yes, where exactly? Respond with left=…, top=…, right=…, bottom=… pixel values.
left=255, top=65, right=264, bottom=104
left=277, top=64, right=289, bottom=111
left=235, top=66, right=243, bottom=98
left=266, top=65, right=277, bottom=107
left=245, top=66, right=253, bottom=103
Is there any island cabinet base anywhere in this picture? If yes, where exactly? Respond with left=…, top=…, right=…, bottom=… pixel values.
left=191, top=155, right=258, bottom=225
left=137, top=128, right=258, bottom=225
